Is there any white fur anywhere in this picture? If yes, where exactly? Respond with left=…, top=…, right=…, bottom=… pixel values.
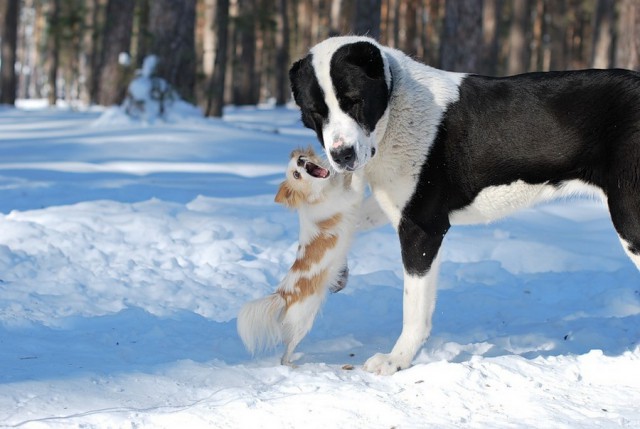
left=237, top=158, right=365, bottom=366
left=303, top=36, right=640, bottom=376
left=310, top=37, right=394, bottom=173
left=363, top=253, right=441, bottom=375
left=363, top=47, right=466, bottom=229
left=450, top=179, right=607, bottom=225
left=237, top=294, right=285, bottom=354
left=357, top=196, right=389, bottom=231
left=618, top=237, right=640, bottom=270
left=309, top=37, right=467, bottom=375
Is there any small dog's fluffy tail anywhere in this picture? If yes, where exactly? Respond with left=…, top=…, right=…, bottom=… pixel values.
left=237, top=293, right=285, bottom=355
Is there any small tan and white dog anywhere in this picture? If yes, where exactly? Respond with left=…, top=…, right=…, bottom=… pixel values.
left=237, top=147, right=364, bottom=366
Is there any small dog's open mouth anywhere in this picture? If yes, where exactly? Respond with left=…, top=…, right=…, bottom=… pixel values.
left=306, top=161, right=330, bottom=178
left=298, top=156, right=330, bottom=179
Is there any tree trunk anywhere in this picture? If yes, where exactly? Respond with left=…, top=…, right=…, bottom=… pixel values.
left=507, top=0, right=530, bottom=75
left=592, top=0, right=614, bottom=68
left=149, top=0, right=197, bottom=102
left=299, top=0, right=312, bottom=51
left=17, top=0, right=34, bottom=99
left=275, top=0, right=290, bottom=106
left=232, top=0, right=258, bottom=105
left=529, top=0, right=544, bottom=72
left=79, top=0, right=98, bottom=105
left=422, top=0, right=443, bottom=66
left=403, top=0, right=418, bottom=57
left=1, top=0, right=20, bottom=105
left=615, top=0, right=640, bottom=70
left=310, top=0, right=320, bottom=43
left=206, top=0, right=230, bottom=117
left=481, top=0, right=502, bottom=76
left=96, top=0, right=134, bottom=106
left=330, top=0, right=343, bottom=36
left=134, top=0, right=150, bottom=68
left=353, top=0, right=382, bottom=40
left=61, top=0, right=84, bottom=104
left=440, top=0, right=483, bottom=72
left=391, top=0, right=400, bottom=47
left=47, top=0, right=61, bottom=106
left=202, top=0, right=216, bottom=78
left=548, top=0, right=567, bottom=70
left=88, top=0, right=105, bottom=104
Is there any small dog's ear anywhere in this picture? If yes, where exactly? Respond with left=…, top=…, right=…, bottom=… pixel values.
left=305, top=145, right=316, bottom=157
left=275, top=181, right=289, bottom=205
left=290, top=148, right=303, bottom=159
left=275, top=181, right=303, bottom=208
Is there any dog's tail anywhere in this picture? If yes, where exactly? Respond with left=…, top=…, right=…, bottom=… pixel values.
left=237, top=293, right=285, bottom=355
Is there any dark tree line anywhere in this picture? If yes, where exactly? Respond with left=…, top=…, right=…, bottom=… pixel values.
left=1, top=0, right=639, bottom=116
left=1, top=0, right=20, bottom=105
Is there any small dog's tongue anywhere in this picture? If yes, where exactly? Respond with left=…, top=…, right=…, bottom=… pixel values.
left=311, top=165, right=329, bottom=178
left=306, top=162, right=330, bottom=178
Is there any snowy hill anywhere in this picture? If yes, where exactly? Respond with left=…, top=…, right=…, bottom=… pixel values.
left=0, top=102, right=638, bottom=428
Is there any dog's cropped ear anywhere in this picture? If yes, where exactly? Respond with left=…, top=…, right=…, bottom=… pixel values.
left=343, top=41, right=385, bottom=80
left=275, top=181, right=304, bottom=208
left=289, top=59, right=303, bottom=83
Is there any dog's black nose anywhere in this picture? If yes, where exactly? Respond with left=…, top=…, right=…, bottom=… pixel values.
left=330, top=146, right=356, bottom=170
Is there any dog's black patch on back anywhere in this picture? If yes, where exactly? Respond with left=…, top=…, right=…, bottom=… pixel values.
left=289, top=54, right=329, bottom=146
left=415, top=69, right=640, bottom=214
left=399, top=69, right=640, bottom=276
left=329, top=42, right=389, bottom=134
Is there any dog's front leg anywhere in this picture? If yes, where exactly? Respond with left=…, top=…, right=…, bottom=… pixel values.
left=363, top=216, right=448, bottom=375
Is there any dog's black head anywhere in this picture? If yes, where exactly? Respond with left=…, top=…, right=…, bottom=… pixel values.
left=289, top=37, right=392, bottom=172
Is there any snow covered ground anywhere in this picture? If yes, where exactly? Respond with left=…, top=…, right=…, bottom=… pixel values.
left=0, top=101, right=638, bottom=428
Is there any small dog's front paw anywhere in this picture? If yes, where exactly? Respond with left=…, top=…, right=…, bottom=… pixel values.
left=329, top=265, right=349, bottom=293
left=363, top=352, right=410, bottom=375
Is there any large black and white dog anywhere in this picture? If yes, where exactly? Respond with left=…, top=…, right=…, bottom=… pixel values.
left=289, top=36, right=640, bottom=375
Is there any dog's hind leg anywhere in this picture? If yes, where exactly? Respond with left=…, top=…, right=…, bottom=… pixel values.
left=610, top=216, right=640, bottom=271
left=619, top=237, right=640, bottom=270
left=607, top=180, right=640, bottom=271
left=279, top=293, right=325, bottom=366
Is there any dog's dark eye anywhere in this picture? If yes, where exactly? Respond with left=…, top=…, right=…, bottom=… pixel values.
left=342, top=97, right=363, bottom=111
left=293, top=171, right=301, bottom=179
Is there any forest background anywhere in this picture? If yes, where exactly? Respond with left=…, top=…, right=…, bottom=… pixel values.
left=0, top=0, right=639, bottom=117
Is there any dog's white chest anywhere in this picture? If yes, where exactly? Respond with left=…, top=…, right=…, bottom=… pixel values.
left=366, top=162, right=420, bottom=228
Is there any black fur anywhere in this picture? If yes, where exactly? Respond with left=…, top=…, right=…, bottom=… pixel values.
left=289, top=42, right=390, bottom=142
left=289, top=55, right=329, bottom=146
left=329, top=42, right=390, bottom=134
left=290, top=42, right=640, bottom=278
left=399, top=69, right=640, bottom=275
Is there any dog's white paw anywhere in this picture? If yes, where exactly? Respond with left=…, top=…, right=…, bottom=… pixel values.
left=363, top=352, right=411, bottom=375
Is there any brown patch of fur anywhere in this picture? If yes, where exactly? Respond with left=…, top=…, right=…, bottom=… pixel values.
left=290, top=215, right=342, bottom=272
left=275, top=148, right=339, bottom=306
left=291, top=232, right=338, bottom=272
left=274, top=181, right=305, bottom=208
left=279, top=270, right=329, bottom=307
left=317, top=213, right=342, bottom=231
